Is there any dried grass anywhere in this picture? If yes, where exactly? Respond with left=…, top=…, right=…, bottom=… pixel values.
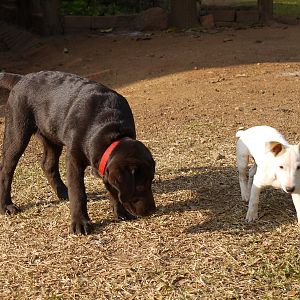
left=1, top=56, right=300, bottom=300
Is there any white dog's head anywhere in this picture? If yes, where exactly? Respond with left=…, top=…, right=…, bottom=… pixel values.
left=267, top=141, right=300, bottom=193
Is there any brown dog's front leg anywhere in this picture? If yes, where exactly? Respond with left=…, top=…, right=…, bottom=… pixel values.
left=67, top=153, right=93, bottom=235
left=110, top=197, right=136, bottom=221
left=0, top=164, right=21, bottom=214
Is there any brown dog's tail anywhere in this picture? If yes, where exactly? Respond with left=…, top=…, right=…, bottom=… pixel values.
left=0, top=73, right=23, bottom=90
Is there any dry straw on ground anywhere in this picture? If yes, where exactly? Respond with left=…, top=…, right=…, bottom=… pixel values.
left=1, top=26, right=300, bottom=299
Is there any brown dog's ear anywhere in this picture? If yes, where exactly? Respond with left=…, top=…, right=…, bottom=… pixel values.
left=266, top=141, right=285, bottom=156
left=105, top=167, right=135, bottom=203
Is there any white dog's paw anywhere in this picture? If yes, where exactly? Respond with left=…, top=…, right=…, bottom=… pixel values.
left=240, top=187, right=249, bottom=202
left=246, top=209, right=258, bottom=222
left=241, top=192, right=249, bottom=202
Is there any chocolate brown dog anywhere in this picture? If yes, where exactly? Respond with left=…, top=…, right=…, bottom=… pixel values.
left=0, top=71, right=156, bottom=234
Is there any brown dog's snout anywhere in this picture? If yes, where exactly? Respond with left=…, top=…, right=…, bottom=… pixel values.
left=143, top=201, right=156, bottom=216
left=145, top=192, right=156, bottom=215
left=128, top=194, right=156, bottom=217
left=147, top=198, right=156, bottom=215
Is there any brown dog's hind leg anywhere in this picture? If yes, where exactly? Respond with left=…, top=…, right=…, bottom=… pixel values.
left=0, top=104, right=34, bottom=214
left=38, top=134, right=68, bottom=200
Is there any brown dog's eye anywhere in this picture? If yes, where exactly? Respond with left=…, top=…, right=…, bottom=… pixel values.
left=136, top=185, right=145, bottom=192
left=279, top=166, right=284, bottom=169
left=297, top=166, right=300, bottom=170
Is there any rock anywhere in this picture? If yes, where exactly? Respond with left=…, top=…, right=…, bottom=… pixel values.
left=235, top=106, right=243, bottom=111
left=223, top=37, right=233, bottom=42
left=134, top=7, right=168, bottom=31
left=213, top=152, right=225, bottom=160
left=35, top=199, right=44, bottom=205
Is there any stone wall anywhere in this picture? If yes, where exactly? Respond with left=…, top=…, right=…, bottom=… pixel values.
left=64, top=7, right=168, bottom=33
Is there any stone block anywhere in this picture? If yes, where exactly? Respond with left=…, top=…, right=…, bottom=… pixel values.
left=134, top=7, right=168, bottom=31
left=92, top=15, right=135, bottom=30
left=274, top=15, right=298, bottom=25
left=210, top=10, right=235, bottom=22
left=63, top=16, right=92, bottom=33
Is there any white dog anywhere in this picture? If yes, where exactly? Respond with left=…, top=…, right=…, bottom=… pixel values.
left=236, top=126, right=300, bottom=223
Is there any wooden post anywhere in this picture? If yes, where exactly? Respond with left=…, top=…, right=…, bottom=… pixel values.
left=258, top=0, right=273, bottom=23
left=41, top=0, right=62, bottom=35
left=170, top=0, right=198, bottom=28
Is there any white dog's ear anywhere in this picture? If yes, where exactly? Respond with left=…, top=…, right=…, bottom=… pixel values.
left=266, top=141, right=285, bottom=156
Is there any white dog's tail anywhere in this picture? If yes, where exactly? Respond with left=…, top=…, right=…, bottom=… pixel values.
left=236, top=130, right=244, bottom=138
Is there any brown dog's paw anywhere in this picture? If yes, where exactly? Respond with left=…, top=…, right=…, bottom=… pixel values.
left=113, top=202, right=137, bottom=221
left=0, top=204, right=21, bottom=215
left=70, top=218, right=93, bottom=235
left=116, top=210, right=137, bottom=221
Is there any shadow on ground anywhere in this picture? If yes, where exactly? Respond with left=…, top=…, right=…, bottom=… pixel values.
left=14, top=165, right=297, bottom=235
left=152, top=166, right=297, bottom=234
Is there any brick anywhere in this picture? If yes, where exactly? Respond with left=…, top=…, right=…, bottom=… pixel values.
left=200, top=14, right=215, bottom=29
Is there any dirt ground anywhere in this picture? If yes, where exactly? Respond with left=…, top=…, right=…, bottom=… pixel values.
left=0, top=23, right=300, bottom=299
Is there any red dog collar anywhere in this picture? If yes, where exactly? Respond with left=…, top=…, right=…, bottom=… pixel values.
left=98, top=138, right=130, bottom=176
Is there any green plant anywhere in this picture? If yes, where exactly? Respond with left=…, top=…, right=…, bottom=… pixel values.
left=61, top=0, right=102, bottom=16
left=61, top=0, right=140, bottom=16
left=274, top=0, right=300, bottom=16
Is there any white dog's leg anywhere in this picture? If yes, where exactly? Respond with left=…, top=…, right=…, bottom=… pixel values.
left=248, top=163, right=257, bottom=196
left=291, top=193, right=300, bottom=224
left=236, top=139, right=250, bottom=202
left=246, top=173, right=263, bottom=222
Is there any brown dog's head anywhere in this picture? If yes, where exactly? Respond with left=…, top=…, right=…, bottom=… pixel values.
left=103, top=139, right=156, bottom=217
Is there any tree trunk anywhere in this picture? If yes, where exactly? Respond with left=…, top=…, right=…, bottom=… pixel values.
left=17, top=0, right=32, bottom=28
left=258, top=0, right=273, bottom=23
left=170, top=0, right=198, bottom=28
left=41, top=0, right=62, bottom=35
